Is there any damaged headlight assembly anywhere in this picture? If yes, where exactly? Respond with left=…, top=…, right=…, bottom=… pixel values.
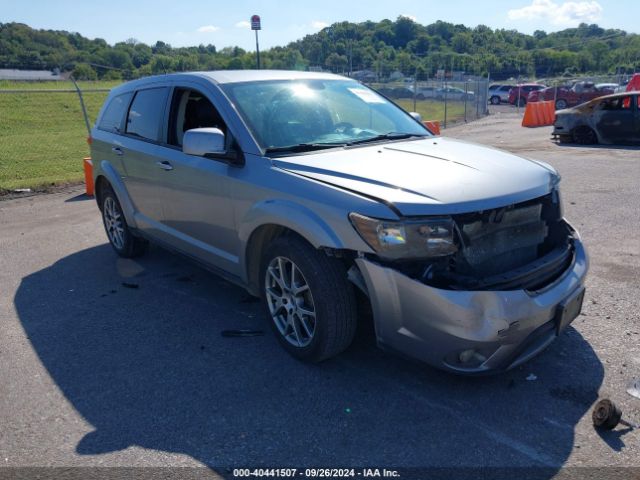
left=349, top=213, right=458, bottom=260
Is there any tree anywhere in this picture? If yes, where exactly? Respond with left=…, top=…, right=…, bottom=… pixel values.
left=326, top=52, right=348, bottom=72
left=71, top=63, right=97, bottom=80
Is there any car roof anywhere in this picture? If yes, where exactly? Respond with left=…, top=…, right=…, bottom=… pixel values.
left=590, top=91, right=639, bottom=101
left=106, top=70, right=351, bottom=97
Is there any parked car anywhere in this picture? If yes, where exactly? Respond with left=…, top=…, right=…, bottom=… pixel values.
left=91, top=70, right=587, bottom=374
left=528, top=81, right=615, bottom=110
left=488, top=84, right=513, bottom=104
left=435, top=86, right=475, bottom=101
left=625, top=73, right=640, bottom=92
left=413, top=86, right=438, bottom=100
left=376, top=86, right=414, bottom=99
left=508, top=84, right=546, bottom=106
left=552, top=92, right=640, bottom=144
left=595, top=83, right=619, bottom=91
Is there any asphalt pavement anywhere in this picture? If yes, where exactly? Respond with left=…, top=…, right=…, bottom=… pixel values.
left=1, top=111, right=639, bottom=479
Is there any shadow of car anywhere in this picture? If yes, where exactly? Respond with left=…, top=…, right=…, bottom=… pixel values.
left=14, top=242, right=604, bottom=475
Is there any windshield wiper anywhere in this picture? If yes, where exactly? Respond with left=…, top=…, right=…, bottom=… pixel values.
left=264, top=143, right=346, bottom=154
left=346, top=133, right=427, bottom=146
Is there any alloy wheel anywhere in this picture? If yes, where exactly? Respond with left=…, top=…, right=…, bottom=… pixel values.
left=264, top=256, right=316, bottom=348
left=103, top=196, right=125, bottom=250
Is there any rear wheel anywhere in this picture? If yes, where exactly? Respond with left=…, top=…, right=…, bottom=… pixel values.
left=518, top=98, right=526, bottom=107
left=101, top=185, right=148, bottom=258
left=260, top=236, right=357, bottom=362
left=573, top=125, right=597, bottom=145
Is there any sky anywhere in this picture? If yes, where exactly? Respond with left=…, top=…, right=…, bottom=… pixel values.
left=2, top=0, right=638, bottom=51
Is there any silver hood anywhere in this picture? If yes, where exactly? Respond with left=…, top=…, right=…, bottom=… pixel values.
left=273, top=137, right=557, bottom=216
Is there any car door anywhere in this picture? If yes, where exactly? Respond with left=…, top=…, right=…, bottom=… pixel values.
left=119, top=86, right=170, bottom=235
left=91, top=91, right=133, bottom=180
left=595, top=95, right=637, bottom=144
left=152, top=85, right=240, bottom=275
left=499, top=85, right=511, bottom=101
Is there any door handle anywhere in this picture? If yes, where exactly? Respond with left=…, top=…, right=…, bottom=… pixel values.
left=111, top=147, right=123, bottom=156
left=155, top=161, right=174, bottom=171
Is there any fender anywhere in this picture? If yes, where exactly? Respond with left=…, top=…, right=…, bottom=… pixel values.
left=98, top=160, right=138, bottom=229
left=238, top=199, right=344, bottom=249
left=237, top=199, right=346, bottom=285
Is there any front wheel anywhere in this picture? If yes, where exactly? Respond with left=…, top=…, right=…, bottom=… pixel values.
left=490, top=96, right=500, bottom=105
left=555, top=99, right=568, bottom=110
left=101, top=186, right=147, bottom=258
left=260, top=236, right=357, bottom=362
left=573, top=125, right=597, bottom=145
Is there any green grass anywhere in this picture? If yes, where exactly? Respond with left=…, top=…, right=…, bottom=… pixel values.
left=395, top=98, right=469, bottom=125
left=0, top=81, right=118, bottom=191
left=0, top=79, right=122, bottom=90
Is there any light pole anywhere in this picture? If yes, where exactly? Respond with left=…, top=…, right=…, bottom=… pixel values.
left=251, top=15, right=261, bottom=69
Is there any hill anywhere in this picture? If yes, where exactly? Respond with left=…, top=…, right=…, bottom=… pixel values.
left=1, top=19, right=639, bottom=80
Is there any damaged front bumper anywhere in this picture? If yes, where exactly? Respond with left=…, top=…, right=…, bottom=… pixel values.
left=355, top=227, right=588, bottom=374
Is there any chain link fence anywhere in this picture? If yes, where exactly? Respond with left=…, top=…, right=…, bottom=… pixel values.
left=0, top=80, right=112, bottom=192
left=362, top=78, right=490, bottom=128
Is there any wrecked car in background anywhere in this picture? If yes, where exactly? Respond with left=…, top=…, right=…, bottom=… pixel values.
left=528, top=81, right=615, bottom=110
left=91, top=70, right=588, bottom=375
left=553, top=92, right=640, bottom=145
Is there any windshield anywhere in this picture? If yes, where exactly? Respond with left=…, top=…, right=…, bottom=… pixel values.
left=220, top=79, right=429, bottom=152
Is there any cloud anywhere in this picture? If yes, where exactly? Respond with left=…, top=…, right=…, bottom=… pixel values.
left=311, top=20, right=328, bottom=30
left=507, top=0, right=603, bottom=26
left=235, top=20, right=251, bottom=29
left=196, top=25, right=220, bottom=33
left=400, top=14, right=417, bottom=22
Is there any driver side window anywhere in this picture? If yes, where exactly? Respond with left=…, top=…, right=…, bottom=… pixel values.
left=168, top=88, right=227, bottom=147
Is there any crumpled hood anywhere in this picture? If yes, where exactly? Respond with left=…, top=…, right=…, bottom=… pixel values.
left=272, top=137, right=556, bottom=216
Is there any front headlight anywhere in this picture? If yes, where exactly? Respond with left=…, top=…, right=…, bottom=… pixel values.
left=349, top=213, right=458, bottom=260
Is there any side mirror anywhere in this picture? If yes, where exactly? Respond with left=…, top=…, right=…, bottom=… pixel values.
left=183, top=128, right=226, bottom=157
left=409, top=112, right=422, bottom=123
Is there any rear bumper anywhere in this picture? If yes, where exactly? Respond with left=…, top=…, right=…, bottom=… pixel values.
left=355, top=227, right=588, bottom=375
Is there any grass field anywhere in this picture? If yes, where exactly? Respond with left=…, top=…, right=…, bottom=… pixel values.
left=0, top=80, right=115, bottom=192
left=0, top=80, right=477, bottom=192
left=395, top=98, right=472, bottom=126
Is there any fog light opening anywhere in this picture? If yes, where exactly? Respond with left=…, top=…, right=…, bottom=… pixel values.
left=459, top=349, right=487, bottom=365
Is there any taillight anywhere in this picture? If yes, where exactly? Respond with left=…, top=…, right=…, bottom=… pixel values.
left=87, top=136, right=92, bottom=145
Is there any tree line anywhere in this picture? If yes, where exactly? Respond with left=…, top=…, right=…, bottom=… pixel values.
left=1, top=18, right=638, bottom=81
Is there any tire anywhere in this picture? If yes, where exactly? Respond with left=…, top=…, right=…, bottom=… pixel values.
left=416, top=93, right=425, bottom=100
left=260, top=235, right=357, bottom=362
left=100, top=185, right=148, bottom=258
left=490, top=96, right=500, bottom=105
left=572, top=125, right=597, bottom=145
left=518, top=98, right=526, bottom=107
left=555, top=99, right=568, bottom=110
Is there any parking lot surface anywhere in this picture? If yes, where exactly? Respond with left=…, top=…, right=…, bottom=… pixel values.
left=1, top=111, right=639, bottom=478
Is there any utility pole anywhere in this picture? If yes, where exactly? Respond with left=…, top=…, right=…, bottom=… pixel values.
left=251, top=15, right=261, bottom=69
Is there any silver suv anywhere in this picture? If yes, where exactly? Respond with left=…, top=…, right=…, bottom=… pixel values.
left=91, top=70, right=588, bottom=374
left=488, top=84, right=513, bottom=104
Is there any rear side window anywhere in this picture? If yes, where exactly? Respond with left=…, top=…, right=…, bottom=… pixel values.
left=126, top=87, right=169, bottom=141
left=98, top=92, right=132, bottom=133
left=500, top=86, right=511, bottom=92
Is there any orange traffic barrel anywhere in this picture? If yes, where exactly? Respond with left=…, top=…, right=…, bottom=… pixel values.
left=83, top=157, right=94, bottom=196
left=522, top=101, right=555, bottom=127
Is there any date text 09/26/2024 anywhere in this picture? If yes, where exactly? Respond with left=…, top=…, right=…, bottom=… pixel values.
left=233, top=469, right=400, bottom=478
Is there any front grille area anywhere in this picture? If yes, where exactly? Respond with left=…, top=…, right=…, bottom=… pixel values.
left=393, top=192, right=572, bottom=291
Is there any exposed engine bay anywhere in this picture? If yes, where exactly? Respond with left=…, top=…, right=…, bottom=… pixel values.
left=384, top=192, right=573, bottom=291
